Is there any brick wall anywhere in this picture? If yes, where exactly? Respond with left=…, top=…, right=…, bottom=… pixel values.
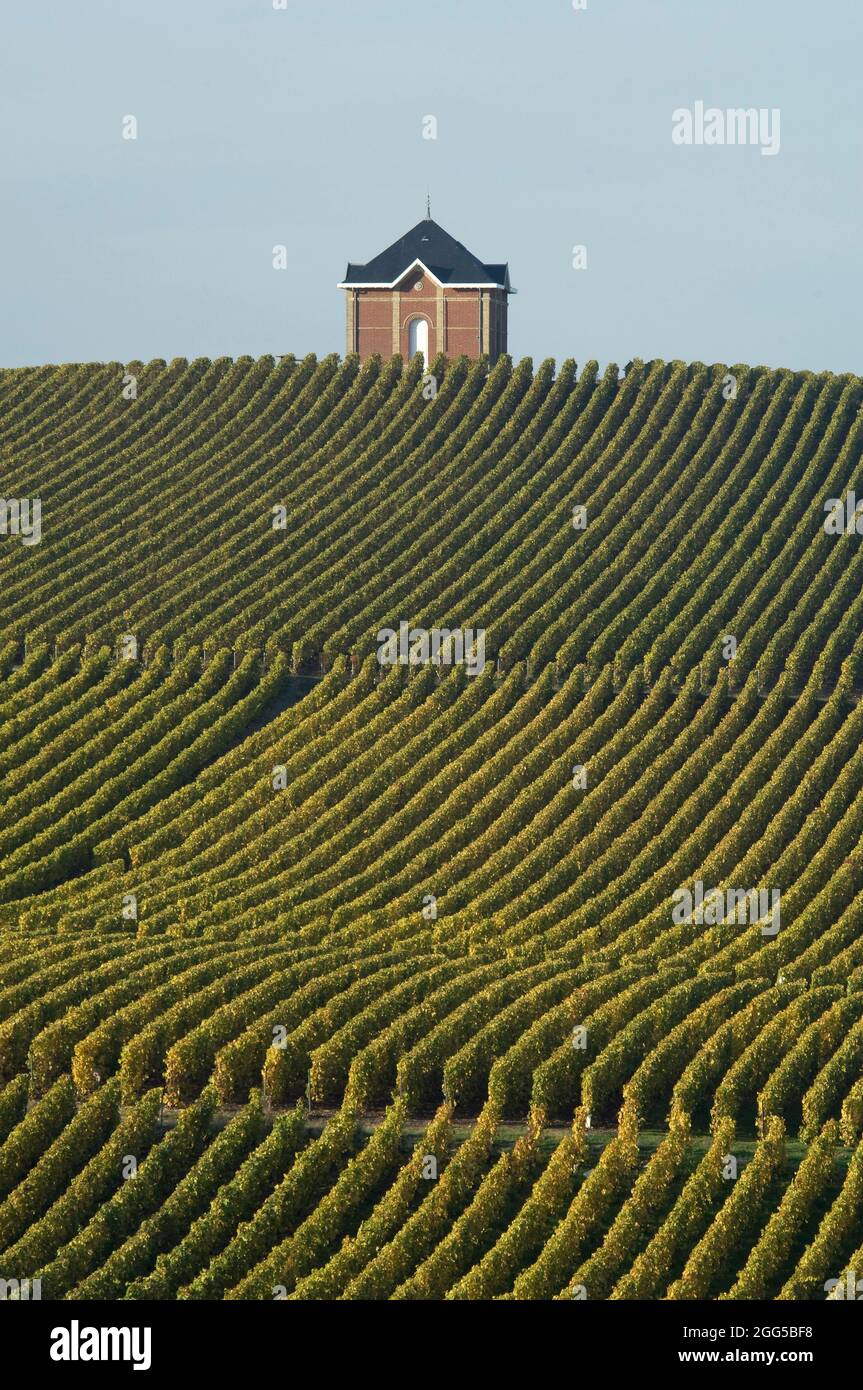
left=442, top=288, right=483, bottom=359
left=348, top=273, right=507, bottom=363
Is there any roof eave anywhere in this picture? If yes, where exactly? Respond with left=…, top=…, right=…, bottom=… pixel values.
left=337, top=257, right=507, bottom=291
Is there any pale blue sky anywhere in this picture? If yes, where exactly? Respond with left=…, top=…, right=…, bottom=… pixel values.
left=1, top=0, right=860, bottom=372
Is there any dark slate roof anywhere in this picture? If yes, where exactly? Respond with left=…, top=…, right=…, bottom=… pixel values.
left=339, top=218, right=509, bottom=288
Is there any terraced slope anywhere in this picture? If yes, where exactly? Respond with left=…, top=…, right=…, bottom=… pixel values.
left=1, top=352, right=862, bottom=1300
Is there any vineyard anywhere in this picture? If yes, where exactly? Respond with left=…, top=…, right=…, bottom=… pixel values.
left=2, top=350, right=863, bottom=1301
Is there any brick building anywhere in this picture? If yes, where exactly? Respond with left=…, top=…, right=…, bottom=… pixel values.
left=338, top=216, right=513, bottom=364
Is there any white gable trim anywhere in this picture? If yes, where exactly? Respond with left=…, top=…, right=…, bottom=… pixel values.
left=337, top=257, right=507, bottom=291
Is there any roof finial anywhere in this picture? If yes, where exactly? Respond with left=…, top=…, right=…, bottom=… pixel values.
left=426, top=190, right=431, bottom=220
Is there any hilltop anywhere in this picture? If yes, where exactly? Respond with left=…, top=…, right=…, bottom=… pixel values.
left=2, top=352, right=861, bottom=682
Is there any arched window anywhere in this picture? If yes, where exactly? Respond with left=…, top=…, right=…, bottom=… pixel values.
left=408, top=317, right=429, bottom=365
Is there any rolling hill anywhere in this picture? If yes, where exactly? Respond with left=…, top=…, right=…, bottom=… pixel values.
left=1, top=350, right=862, bottom=1302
